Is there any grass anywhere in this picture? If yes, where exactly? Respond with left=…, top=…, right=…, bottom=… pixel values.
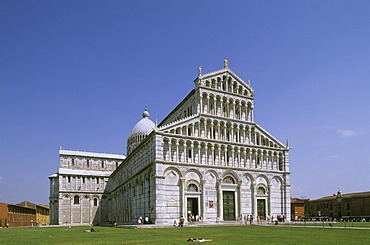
left=289, top=220, right=370, bottom=228
left=0, top=224, right=369, bottom=245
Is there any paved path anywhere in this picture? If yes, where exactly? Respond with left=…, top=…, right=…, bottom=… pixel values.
left=114, top=221, right=370, bottom=230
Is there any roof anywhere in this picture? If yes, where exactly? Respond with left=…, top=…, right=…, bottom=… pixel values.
left=158, top=90, right=195, bottom=127
left=59, top=149, right=126, bottom=160
left=313, top=191, right=370, bottom=202
left=17, top=201, right=36, bottom=209
left=291, top=197, right=308, bottom=204
left=129, top=109, right=155, bottom=137
left=49, top=173, right=58, bottom=178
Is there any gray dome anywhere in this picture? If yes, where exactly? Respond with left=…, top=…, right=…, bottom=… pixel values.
left=127, top=109, right=155, bottom=154
left=129, top=110, right=155, bottom=136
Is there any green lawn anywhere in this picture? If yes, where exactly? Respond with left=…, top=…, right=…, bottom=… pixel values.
left=0, top=225, right=369, bottom=245
left=292, top=221, right=370, bottom=227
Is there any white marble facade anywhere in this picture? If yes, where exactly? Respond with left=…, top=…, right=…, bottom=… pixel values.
left=50, top=60, right=291, bottom=225
left=49, top=150, right=125, bottom=225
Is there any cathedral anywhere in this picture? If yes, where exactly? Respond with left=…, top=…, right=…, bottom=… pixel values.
left=49, top=60, right=291, bottom=225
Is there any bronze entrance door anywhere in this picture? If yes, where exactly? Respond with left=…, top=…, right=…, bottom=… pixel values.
left=223, top=191, right=235, bottom=221
left=187, top=197, right=199, bottom=216
left=257, top=199, right=266, bottom=219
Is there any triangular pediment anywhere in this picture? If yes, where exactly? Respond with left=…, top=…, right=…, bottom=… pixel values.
left=195, top=68, right=254, bottom=97
left=252, top=123, right=286, bottom=149
left=159, top=67, right=255, bottom=128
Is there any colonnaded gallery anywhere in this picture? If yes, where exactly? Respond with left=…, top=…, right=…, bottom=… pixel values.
left=49, top=60, right=291, bottom=225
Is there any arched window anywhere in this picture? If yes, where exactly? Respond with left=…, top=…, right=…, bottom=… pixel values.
left=188, top=127, right=192, bottom=136
left=93, top=198, right=98, bottom=206
left=74, top=195, right=80, bottom=205
left=187, top=184, right=198, bottom=192
left=279, top=156, right=283, bottom=171
left=257, top=187, right=266, bottom=195
left=223, top=105, right=228, bottom=117
left=223, top=176, right=235, bottom=184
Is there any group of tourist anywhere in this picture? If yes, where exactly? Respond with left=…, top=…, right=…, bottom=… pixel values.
left=173, top=215, right=187, bottom=227
left=173, top=213, right=203, bottom=227
left=137, top=216, right=150, bottom=225
left=241, top=214, right=280, bottom=225
left=242, top=214, right=254, bottom=225
left=188, top=213, right=201, bottom=224
left=134, top=213, right=284, bottom=227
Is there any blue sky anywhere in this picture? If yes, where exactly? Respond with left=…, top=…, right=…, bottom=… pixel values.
left=1, top=1, right=370, bottom=205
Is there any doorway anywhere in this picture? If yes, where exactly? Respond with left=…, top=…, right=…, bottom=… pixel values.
left=223, top=191, right=235, bottom=221
left=257, top=199, right=266, bottom=219
left=187, top=197, right=199, bottom=216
